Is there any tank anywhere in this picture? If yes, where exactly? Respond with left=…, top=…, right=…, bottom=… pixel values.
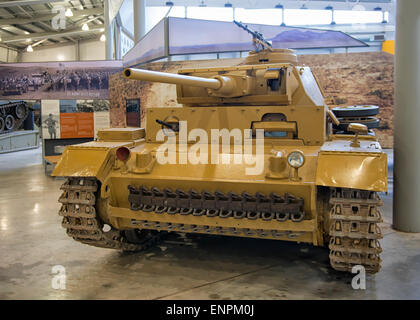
left=0, top=101, right=30, bottom=134
left=52, top=38, right=387, bottom=274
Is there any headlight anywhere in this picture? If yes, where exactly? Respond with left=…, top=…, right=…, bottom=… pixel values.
left=287, top=151, right=305, bottom=168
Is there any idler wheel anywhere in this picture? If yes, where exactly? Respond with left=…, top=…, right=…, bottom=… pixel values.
left=276, top=212, right=290, bottom=222
left=0, top=117, right=4, bottom=133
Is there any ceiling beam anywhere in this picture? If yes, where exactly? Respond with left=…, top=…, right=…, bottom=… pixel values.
left=0, top=0, right=63, bottom=8
left=0, top=7, right=103, bottom=26
left=1, top=25, right=104, bottom=43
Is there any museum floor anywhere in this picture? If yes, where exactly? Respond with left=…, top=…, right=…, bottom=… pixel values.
left=1, top=147, right=419, bottom=300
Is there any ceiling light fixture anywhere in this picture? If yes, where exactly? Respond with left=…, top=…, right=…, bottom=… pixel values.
left=82, top=23, right=89, bottom=31
left=325, top=6, right=336, bottom=25
left=26, top=45, right=33, bottom=52
left=65, top=8, right=73, bottom=17
left=100, top=34, right=106, bottom=42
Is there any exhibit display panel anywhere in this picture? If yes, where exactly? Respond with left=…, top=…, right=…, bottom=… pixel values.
left=123, top=19, right=166, bottom=67
left=168, top=17, right=367, bottom=55
left=122, top=17, right=367, bottom=67
left=41, top=99, right=110, bottom=140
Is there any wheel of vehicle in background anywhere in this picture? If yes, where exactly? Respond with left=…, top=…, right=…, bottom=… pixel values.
left=333, top=117, right=380, bottom=132
left=5, top=115, right=15, bottom=131
left=0, top=117, right=5, bottom=133
left=15, top=104, right=26, bottom=119
left=331, top=105, right=379, bottom=118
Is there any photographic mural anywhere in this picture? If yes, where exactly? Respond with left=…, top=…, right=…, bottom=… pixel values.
left=0, top=60, right=122, bottom=100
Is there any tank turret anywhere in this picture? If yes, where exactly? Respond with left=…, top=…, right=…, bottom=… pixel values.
left=123, top=49, right=302, bottom=106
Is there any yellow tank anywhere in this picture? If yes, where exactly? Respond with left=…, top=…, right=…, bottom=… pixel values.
left=52, top=48, right=387, bottom=274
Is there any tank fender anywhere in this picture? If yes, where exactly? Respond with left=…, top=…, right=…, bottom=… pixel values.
left=315, top=151, right=387, bottom=192
left=51, top=146, right=114, bottom=182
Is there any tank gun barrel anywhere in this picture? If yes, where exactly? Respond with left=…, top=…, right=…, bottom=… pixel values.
left=123, top=68, right=222, bottom=90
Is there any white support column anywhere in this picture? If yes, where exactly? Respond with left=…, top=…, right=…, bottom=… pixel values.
left=394, top=0, right=420, bottom=232
left=133, top=0, right=146, bottom=44
left=104, top=0, right=113, bottom=60
left=75, top=40, right=80, bottom=61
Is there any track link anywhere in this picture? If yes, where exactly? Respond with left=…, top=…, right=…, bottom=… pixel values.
left=58, top=177, right=160, bottom=251
left=328, top=188, right=383, bottom=274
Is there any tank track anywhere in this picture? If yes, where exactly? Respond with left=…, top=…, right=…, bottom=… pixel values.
left=58, top=177, right=160, bottom=251
left=0, top=101, right=29, bottom=134
left=328, top=188, right=383, bottom=274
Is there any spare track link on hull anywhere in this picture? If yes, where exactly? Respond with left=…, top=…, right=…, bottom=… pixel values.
left=328, top=188, right=383, bottom=274
left=129, top=219, right=307, bottom=240
left=58, top=177, right=160, bottom=251
left=128, top=185, right=306, bottom=222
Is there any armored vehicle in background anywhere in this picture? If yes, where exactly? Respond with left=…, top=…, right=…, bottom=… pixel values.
left=52, top=26, right=387, bottom=274
left=3, top=81, right=28, bottom=96
left=0, top=101, right=29, bottom=134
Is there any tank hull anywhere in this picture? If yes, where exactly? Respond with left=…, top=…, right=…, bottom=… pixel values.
left=52, top=49, right=387, bottom=273
left=53, top=125, right=386, bottom=274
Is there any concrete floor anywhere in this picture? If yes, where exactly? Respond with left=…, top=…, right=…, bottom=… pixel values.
left=0, top=147, right=419, bottom=300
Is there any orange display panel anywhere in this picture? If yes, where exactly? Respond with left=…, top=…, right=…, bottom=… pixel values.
left=60, top=113, right=94, bottom=138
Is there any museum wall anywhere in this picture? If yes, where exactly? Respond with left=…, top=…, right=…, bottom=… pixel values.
left=20, top=39, right=106, bottom=62
left=0, top=46, right=18, bottom=63
left=109, top=51, right=394, bottom=148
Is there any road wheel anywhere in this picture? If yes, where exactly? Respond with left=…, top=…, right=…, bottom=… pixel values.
left=331, top=105, right=379, bottom=118
left=334, top=117, right=380, bottom=132
left=15, top=104, right=26, bottom=119
left=5, top=115, right=15, bottom=131
left=0, top=117, right=4, bottom=133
